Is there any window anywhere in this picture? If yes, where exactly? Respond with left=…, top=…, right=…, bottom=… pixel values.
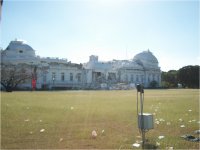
left=70, top=73, right=73, bottom=81
left=52, top=72, right=56, bottom=81
left=61, top=72, right=64, bottom=81
left=19, top=50, right=23, bottom=53
left=77, top=73, right=81, bottom=82
left=136, top=75, right=139, bottom=82
left=131, top=74, right=134, bottom=82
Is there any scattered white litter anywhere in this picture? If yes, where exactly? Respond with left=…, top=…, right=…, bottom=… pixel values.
left=92, top=130, right=97, bottom=138
left=153, top=113, right=156, bottom=115
left=156, top=142, right=160, bottom=146
left=192, top=119, right=196, bottom=122
left=179, top=118, right=183, bottom=122
left=180, top=125, right=185, bottom=128
left=102, top=129, right=105, bottom=134
left=194, top=130, right=200, bottom=134
left=39, top=120, right=42, bottom=122
left=166, top=147, right=173, bottom=150
left=159, top=118, right=165, bottom=122
left=29, top=131, right=33, bottom=134
left=167, top=122, right=171, bottom=125
left=136, top=135, right=141, bottom=138
left=197, top=121, right=200, bottom=124
left=24, top=119, right=30, bottom=122
left=155, top=120, right=160, bottom=125
left=132, top=143, right=140, bottom=148
left=188, top=120, right=192, bottom=123
left=158, top=136, right=165, bottom=139
left=59, top=138, right=63, bottom=142
left=188, top=109, right=192, bottom=112
left=70, top=106, right=74, bottom=110
left=40, top=129, right=45, bottom=133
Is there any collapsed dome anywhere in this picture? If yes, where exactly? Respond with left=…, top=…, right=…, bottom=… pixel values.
left=5, top=39, right=36, bottom=57
left=133, top=50, right=159, bottom=69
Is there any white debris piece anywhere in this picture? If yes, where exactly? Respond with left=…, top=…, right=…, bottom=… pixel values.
left=158, top=136, right=165, bottom=139
left=180, top=125, right=185, bottom=128
left=159, top=118, right=165, bottom=122
left=188, top=109, right=192, bottom=112
left=40, top=129, right=45, bottom=133
left=59, top=138, right=63, bottom=142
left=39, top=120, right=42, bottom=122
left=70, top=106, right=74, bottom=110
left=197, top=121, right=200, bottom=124
left=29, top=131, right=33, bottom=134
left=132, top=143, right=140, bottom=148
left=24, top=119, right=30, bottom=122
left=156, top=142, right=160, bottom=146
left=155, top=120, right=160, bottom=125
left=166, top=147, right=173, bottom=150
left=179, top=118, right=183, bottom=122
left=102, top=129, right=105, bottom=134
left=166, top=122, right=171, bottom=125
left=188, top=120, right=192, bottom=123
left=92, top=130, right=97, bottom=138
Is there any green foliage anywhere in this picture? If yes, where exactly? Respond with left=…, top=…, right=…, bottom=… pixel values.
left=161, top=70, right=178, bottom=88
left=161, top=65, right=199, bottom=88
left=177, top=65, right=199, bottom=88
left=149, top=80, right=158, bottom=88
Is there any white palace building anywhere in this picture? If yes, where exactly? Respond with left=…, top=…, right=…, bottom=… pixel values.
left=1, top=39, right=161, bottom=90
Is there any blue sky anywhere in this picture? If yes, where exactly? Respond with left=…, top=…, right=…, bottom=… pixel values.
left=1, top=0, right=199, bottom=71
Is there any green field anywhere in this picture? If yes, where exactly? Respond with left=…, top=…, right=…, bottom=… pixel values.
left=1, top=89, right=199, bottom=149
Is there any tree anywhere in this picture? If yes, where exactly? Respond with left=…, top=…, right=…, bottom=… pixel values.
left=161, top=70, right=178, bottom=88
left=0, top=63, right=32, bottom=92
left=149, top=80, right=158, bottom=88
left=177, top=65, right=199, bottom=88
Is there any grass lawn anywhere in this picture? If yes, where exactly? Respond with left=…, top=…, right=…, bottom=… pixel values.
left=1, top=89, right=199, bottom=149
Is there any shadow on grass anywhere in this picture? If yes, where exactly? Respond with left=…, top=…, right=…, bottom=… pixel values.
left=143, top=143, right=158, bottom=149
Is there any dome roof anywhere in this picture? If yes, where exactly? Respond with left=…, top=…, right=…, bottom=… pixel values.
left=133, top=50, right=159, bottom=69
left=3, top=39, right=36, bottom=58
left=6, top=40, right=34, bottom=51
left=133, top=50, right=158, bottom=64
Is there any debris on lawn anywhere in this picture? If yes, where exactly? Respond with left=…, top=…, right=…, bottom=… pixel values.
left=70, top=106, right=74, bottom=110
left=39, top=120, right=42, bottom=122
left=155, top=120, right=160, bottom=125
left=101, top=129, right=105, bottom=134
left=181, top=134, right=200, bottom=142
left=29, top=131, right=33, bottom=134
left=166, top=122, right=171, bottom=125
left=40, top=129, right=45, bottom=133
left=59, top=138, right=63, bottom=142
left=24, top=119, right=30, bottom=122
left=158, top=136, right=165, bottom=140
left=188, top=109, right=192, bottom=112
left=179, top=118, right=183, bottom=122
left=92, top=130, right=97, bottom=138
left=166, top=146, right=173, bottom=150
left=132, top=143, right=140, bottom=148
left=136, top=135, right=141, bottom=138
left=180, top=125, right=185, bottom=128
left=156, top=142, right=160, bottom=146
left=194, top=130, right=200, bottom=134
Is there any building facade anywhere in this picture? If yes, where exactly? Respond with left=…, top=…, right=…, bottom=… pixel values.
left=1, top=39, right=161, bottom=90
